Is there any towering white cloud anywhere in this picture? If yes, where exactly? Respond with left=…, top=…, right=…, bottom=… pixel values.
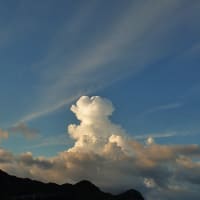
left=68, top=96, right=126, bottom=153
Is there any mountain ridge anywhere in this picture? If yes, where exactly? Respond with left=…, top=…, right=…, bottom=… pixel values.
left=0, top=169, right=144, bottom=200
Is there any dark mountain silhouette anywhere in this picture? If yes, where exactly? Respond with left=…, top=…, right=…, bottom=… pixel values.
left=0, top=169, right=144, bottom=200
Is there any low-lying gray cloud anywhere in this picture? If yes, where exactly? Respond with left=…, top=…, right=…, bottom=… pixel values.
left=9, top=122, right=39, bottom=139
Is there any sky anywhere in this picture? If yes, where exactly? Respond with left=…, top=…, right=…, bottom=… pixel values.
left=0, top=0, right=200, bottom=199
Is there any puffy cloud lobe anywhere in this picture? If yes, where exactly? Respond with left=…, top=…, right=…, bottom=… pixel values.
left=68, top=96, right=126, bottom=153
left=146, top=136, right=154, bottom=145
left=70, top=96, right=114, bottom=123
left=0, top=96, right=200, bottom=200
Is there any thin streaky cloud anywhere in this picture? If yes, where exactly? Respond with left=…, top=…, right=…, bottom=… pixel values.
left=134, top=132, right=177, bottom=140
left=134, top=130, right=193, bottom=141
left=27, top=134, right=72, bottom=149
left=139, top=102, right=183, bottom=118
left=15, top=92, right=84, bottom=124
left=35, top=1, right=99, bottom=73
left=16, top=0, right=194, bottom=124
left=148, top=103, right=183, bottom=113
left=16, top=83, right=103, bottom=124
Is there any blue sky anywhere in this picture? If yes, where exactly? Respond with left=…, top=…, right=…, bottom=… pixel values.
left=0, top=1, right=200, bottom=199
left=1, top=0, right=199, bottom=155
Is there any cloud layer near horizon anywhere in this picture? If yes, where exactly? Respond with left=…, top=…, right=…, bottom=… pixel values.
left=0, top=96, right=200, bottom=200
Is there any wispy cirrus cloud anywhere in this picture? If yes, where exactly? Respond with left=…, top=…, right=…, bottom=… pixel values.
left=140, top=102, right=183, bottom=117
left=134, top=132, right=178, bottom=140
left=28, top=134, right=72, bottom=149
left=16, top=94, right=83, bottom=123
left=16, top=0, right=195, bottom=123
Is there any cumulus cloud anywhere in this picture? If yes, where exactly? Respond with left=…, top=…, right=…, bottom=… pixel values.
left=9, top=122, right=39, bottom=139
left=0, top=96, right=200, bottom=200
left=68, top=96, right=126, bottom=153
